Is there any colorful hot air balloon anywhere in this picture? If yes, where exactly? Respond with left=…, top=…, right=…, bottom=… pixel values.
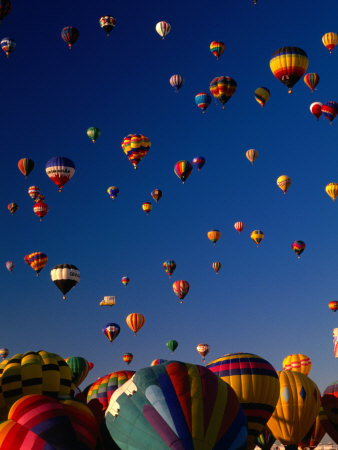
left=291, top=240, right=306, bottom=259
left=172, top=280, right=190, bottom=303
left=5, top=261, right=14, bottom=272
left=333, top=329, right=338, bottom=358
left=28, top=186, right=40, bottom=200
left=212, top=261, right=221, bottom=274
left=155, top=21, right=171, bottom=39
left=206, top=352, right=280, bottom=448
left=18, top=158, right=34, bottom=178
left=326, top=182, right=338, bottom=201
left=304, top=73, right=320, bottom=92
left=209, top=76, right=237, bottom=108
left=123, top=353, right=133, bottom=365
left=321, top=380, right=338, bottom=444
left=0, top=1, right=11, bottom=22
left=126, top=313, right=145, bottom=336
left=256, top=427, right=275, bottom=450
left=251, top=230, right=264, bottom=247
left=7, top=202, right=18, bottom=215
left=246, top=149, right=258, bottom=165
left=121, top=134, right=151, bottom=169
left=0, top=37, right=15, bottom=56
left=163, top=260, right=176, bottom=278
left=33, top=199, right=48, bottom=221
left=107, top=186, right=119, bottom=200
left=142, top=202, right=152, bottom=215
left=254, top=87, right=270, bottom=108
left=174, top=160, right=193, bottom=183
left=105, top=361, right=248, bottom=450
left=195, top=92, right=212, bottom=113
left=192, top=156, right=206, bottom=171
left=270, top=47, right=309, bottom=93
left=150, top=359, right=167, bottom=366
left=207, top=229, right=221, bottom=245
left=277, top=175, right=292, bottom=194
left=61, top=26, right=80, bottom=49
left=45, top=156, right=75, bottom=192
left=310, top=102, right=322, bottom=120
left=99, top=16, right=116, bottom=36
left=282, top=354, right=312, bottom=376
left=102, top=323, right=120, bottom=344
left=87, top=127, right=101, bottom=143
left=50, top=264, right=80, bottom=300
left=210, top=41, right=225, bottom=60
left=166, top=339, right=178, bottom=352
left=196, top=343, right=210, bottom=362
left=121, top=276, right=130, bottom=286
left=169, top=74, right=184, bottom=92
left=65, top=356, right=91, bottom=387
left=0, top=348, right=8, bottom=359
left=234, top=221, right=245, bottom=233
left=328, top=301, right=338, bottom=312
left=267, top=370, right=320, bottom=448
left=25, top=252, right=48, bottom=276
left=322, top=101, right=338, bottom=124
left=151, top=189, right=162, bottom=203
left=322, top=32, right=338, bottom=53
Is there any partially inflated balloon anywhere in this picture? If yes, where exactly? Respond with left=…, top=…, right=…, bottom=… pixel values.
left=121, top=134, right=150, bottom=169
left=282, top=354, right=311, bottom=375
left=277, top=175, right=292, bottom=194
left=192, top=156, right=206, bottom=171
left=18, top=158, right=34, bottom=178
left=322, top=32, right=338, bottom=53
left=326, top=183, right=338, bottom=201
left=270, top=47, right=308, bottom=93
left=123, top=353, right=133, bottom=365
left=107, top=186, right=119, bottom=200
left=246, top=149, right=258, bottom=165
left=234, top=221, right=245, bottom=233
left=99, top=16, right=116, bottom=36
left=87, top=127, right=101, bottom=143
left=291, top=241, right=306, bottom=259
left=321, top=381, right=338, bottom=443
left=105, top=361, right=248, bottom=450
left=1, top=37, right=15, bottom=56
left=126, top=313, right=145, bottom=336
left=61, top=26, right=79, bottom=49
left=254, top=87, right=270, bottom=108
left=195, top=92, right=212, bottom=113
left=210, top=41, right=225, bottom=60
left=151, top=189, right=162, bottom=203
left=174, top=160, right=193, bottom=183
left=155, top=21, right=171, bottom=39
left=172, top=280, right=190, bottom=303
left=65, top=356, right=91, bottom=387
left=102, top=323, right=120, bottom=344
left=207, top=229, right=221, bottom=245
left=310, top=102, right=322, bottom=120
left=45, top=156, right=75, bottom=192
left=163, top=260, right=176, bottom=278
left=251, top=230, right=264, bottom=246
left=50, top=264, right=80, bottom=299
left=169, top=74, right=184, bottom=92
left=304, top=73, right=320, bottom=92
left=328, top=301, right=338, bottom=312
left=196, top=343, right=210, bottom=362
left=7, top=203, right=18, bottom=215
left=212, top=261, right=221, bottom=274
left=142, top=202, right=152, bottom=215
left=166, top=339, right=178, bottom=352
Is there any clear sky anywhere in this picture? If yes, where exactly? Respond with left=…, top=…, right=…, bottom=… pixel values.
left=1, top=0, right=338, bottom=393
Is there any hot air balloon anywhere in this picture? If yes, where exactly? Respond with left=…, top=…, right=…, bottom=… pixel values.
left=328, top=301, right=338, bottom=312
left=234, top=221, right=245, bottom=233
left=150, top=359, right=167, bottom=366
left=210, top=41, right=225, bottom=60
left=322, top=32, right=338, bottom=53
left=103, top=323, right=120, bottom=344
left=267, top=370, right=320, bottom=448
left=212, top=261, right=221, bottom=274
left=0, top=37, right=15, bottom=56
left=209, top=76, right=237, bottom=108
left=18, top=158, right=34, bottom=178
left=7, top=202, right=18, bottom=215
left=87, top=127, right=101, bottom=143
left=298, top=407, right=326, bottom=449
left=254, top=87, right=270, bottom=108
left=126, top=313, right=145, bottom=336
left=192, top=156, right=206, bottom=171
left=65, top=356, right=91, bottom=387
left=142, top=202, right=152, bottom=215
left=270, top=47, right=309, bottom=93
left=256, top=427, right=275, bottom=450
left=322, top=101, right=338, bottom=124
left=207, top=229, right=221, bottom=245
left=107, top=186, right=119, bottom=200
left=282, top=354, right=311, bottom=376
left=291, top=240, right=306, bottom=259
left=25, top=252, right=48, bottom=276
left=196, top=343, right=210, bottom=362
left=50, top=264, right=80, bottom=300
left=33, top=199, right=48, bottom=221
left=310, top=102, right=322, bottom=120
left=123, top=353, right=133, bottom=365
left=174, top=160, right=193, bottom=183
left=105, top=361, right=248, bottom=450
left=0, top=1, right=11, bottom=22
left=61, top=26, right=80, bottom=49
left=5, top=261, right=14, bottom=272
left=206, top=352, right=280, bottom=448
left=151, top=189, right=162, bottom=203
left=155, top=21, right=171, bottom=39
left=45, top=156, right=75, bottom=192
left=304, top=73, right=320, bottom=92
left=321, top=380, right=338, bottom=444
left=100, top=296, right=115, bottom=306
left=326, top=183, right=338, bottom=201
left=0, top=348, right=8, bottom=359
left=333, top=329, right=338, bottom=358
left=28, top=185, right=40, bottom=200
left=166, top=339, right=178, bottom=352
left=172, top=280, right=190, bottom=304
left=121, top=276, right=130, bottom=287
left=246, top=149, right=258, bottom=165
left=121, top=134, right=150, bottom=169
left=99, top=16, right=116, bottom=36
left=277, top=175, right=292, bottom=194
left=195, top=92, right=212, bottom=113
left=251, top=230, right=264, bottom=247
left=169, top=74, right=184, bottom=92
left=163, top=260, right=176, bottom=278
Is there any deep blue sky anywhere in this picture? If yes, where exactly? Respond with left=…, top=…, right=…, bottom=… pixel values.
left=1, top=0, right=338, bottom=392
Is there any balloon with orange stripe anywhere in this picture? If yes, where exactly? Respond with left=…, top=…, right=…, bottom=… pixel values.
left=126, top=313, right=145, bottom=336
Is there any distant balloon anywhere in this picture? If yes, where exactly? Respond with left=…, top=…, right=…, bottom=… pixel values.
left=166, top=339, right=178, bottom=352
left=328, top=301, right=338, bottom=312
left=0, top=1, right=11, bottom=22
left=174, top=160, right=193, bottom=183
left=87, top=127, right=101, bottom=143
left=151, top=189, right=162, bottom=203
left=169, top=74, right=184, bottom=92
left=155, top=21, right=171, bottom=39
left=212, top=261, right=221, bottom=274
left=207, top=229, right=221, bottom=245
left=45, top=156, right=75, bottom=192
left=277, top=175, right=292, bottom=194
left=270, top=47, right=308, bottom=93
left=291, top=240, right=306, bottom=258
left=61, top=26, right=80, bottom=49
left=333, top=328, right=338, bottom=358
left=18, top=158, right=34, bottom=178
left=234, top=221, right=245, bottom=233
left=192, top=156, right=206, bottom=171
left=121, top=276, right=130, bottom=286
left=209, top=76, right=237, bottom=108
left=50, top=264, right=80, bottom=300
left=142, top=202, right=152, bottom=215
left=246, top=149, right=258, bottom=165
left=304, top=73, right=320, bottom=92
left=1, top=37, right=15, bottom=56
left=322, top=32, right=338, bottom=53
left=196, top=343, right=210, bottom=362
left=310, top=102, right=322, bottom=120
left=7, top=202, right=18, bottom=215
left=123, top=353, right=133, bottom=365
left=326, top=183, right=338, bottom=201
left=126, top=313, right=145, bottom=336
left=172, top=280, right=190, bottom=303
left=195, top=92, right=212, bottom=113
left=282, top=354, right=311, bottom=376
left=0, top=348, right=8, bottom=359
left=163, top=260, right=176, bottom=278
left=99, top=16, right=116, bottom=36
left=251, top=230, right=264, bottom=247
left=322, top=101, right=338, bottom=124
left=5, top=261, right=14, bottom=272
left=121, top=134, right=151, bottom=170
left=28, top=186, right=40, bottom=200
left=107, top=186, right=119, bottom=200
left=102, top=323, right=120, bottom=344
left=209, top=41, right=225, bottom=60
left=33, top=199, right=48, bottom=221
left=254, top=87, right=270, bottom=108
left=25, top=252, right=48, bottom=276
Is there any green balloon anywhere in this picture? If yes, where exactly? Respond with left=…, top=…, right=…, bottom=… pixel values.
left=166, top=339, right=178, bottom=352
left=87, top=127, right=101, bottom=143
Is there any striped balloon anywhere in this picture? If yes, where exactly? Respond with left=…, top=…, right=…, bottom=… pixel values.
left=282, top=353, right=311, bottom=376
left=121, top=276, right=130, bottom=286
left=209, top=76, right=237, bottom=108
left=206, top=352, right=280, bottom=448
left=172, top=280, right=190, bottom=303
left=270, top=47, right=308, bottom=93
left=209, top=41, right=225, bottom=59
left=304, top=73, right=320, bottom=92
left=322, top=32, right=338, bottom=53
left=291, top=240, right=306, bottom=258
left=195, top=92, right=212, bottom=113
left=28, top=185, right=40, bottom=200
left=234, top=221, right=245, bottom=233
left=123, top=353, right=133, bottom=365
left=254, top=87, right=270, bottom=108
left=174, top=160, right=193, bottom=183
left=169, top=74, right=184, bottom=92
left=121, top=134, right=151, bottom=169
left=61, top=26, right=80, bottom=49
left=17, top=158, right=34, bottom=178
left=207, top=229, right=221, bottom=245
left=212, top=261, right=221, bottom=274
left=7, top=202, right=18, bottom=215
left=246, top=148, right=258, bottom=165
left=126, top=313, right=145, bottom=336
left=25, top=252, right=48, bottom=275
left=326, top=182, right=338, bottom=201
left=45, top=156, right=75, bottom=192
left=322, top=101, right=338, bottom=124
left=151, top=189, right=162, bottom=203
left=102, top=323, right=120, bottom=344
left=155, top=21, right=171, bottom=39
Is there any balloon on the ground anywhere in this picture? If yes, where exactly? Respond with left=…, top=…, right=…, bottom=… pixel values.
left=196, top=343, right=210, bottom=362
left=1, top=37, right=15, bottom=56
left=50, top=264, right=80, bottom=299
left=282, top=354, right=311, bottom=375
left=322, top=32, right=338, bottom=53
left=192, top=156, right=206, bottom=171
left=174, top=160, right=193, bottom=183
left=277, top=175, right=292, bottom=194
left=270, top=47, right=308, bottom=93
left=87, top=127, right=101, bottom=143
left=166, top=339, right=178, bottom=352
left=123, top=353, right=133, bottom=365
left=210, top=41, right=225, bottom=60
left=45, top=156, right=75, bottom=192
left=172, top=280, right=190, bottom=303
left=18, top=158, right=34, bottom=178
left=310, top=102, right=322, bottom=120
left=212, top=261, right=221, bottom=274
left=102, top=323, right=120, bottom=344
left=169, top=74, right=184, bottom=92
left=304, top=73, right=320, bottom=92
left=234, top=221, right=245, bottom=233
left=291, top=240, right=306, bottom=259
left=61, top=26, right=79, bottom=49
left=99, top=16, right=116, bottom=36
left=207, top=229, right=221, bottom=245
left=254, top=87, right=270, bottom=108
left=155, top=21, right=171, bottom=39
left=251, top=230, right=264, bottom=247
left=246, top=149, right=258, bottom=164
left=121, top=276, right=130, bottom=286
left=163, top=260, right=176, bottom=278
left=126, top=313, right=145, bottom=336
left=195, top=92, right=212, bottom=113
left=121, top=134, right=151, bottom=169
left=326, top=182, right=338, bottom=201
left=151, top=189, right=162, bottom=202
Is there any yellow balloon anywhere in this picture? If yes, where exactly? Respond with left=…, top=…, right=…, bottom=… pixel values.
left=207, top=230, right=221, bottom=245
left=277, top=175, right=292, bottom=194
left=282, top=354, right=312, bottom=376
left=142, top=202, right=152, bottom=214
left=246, top=149, right=258, bottom=165
left=326, top=183, right=338, bottom=201
left=322, top=32, right=338, bottom=54
left=251, top=230, right=264, bottom=247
